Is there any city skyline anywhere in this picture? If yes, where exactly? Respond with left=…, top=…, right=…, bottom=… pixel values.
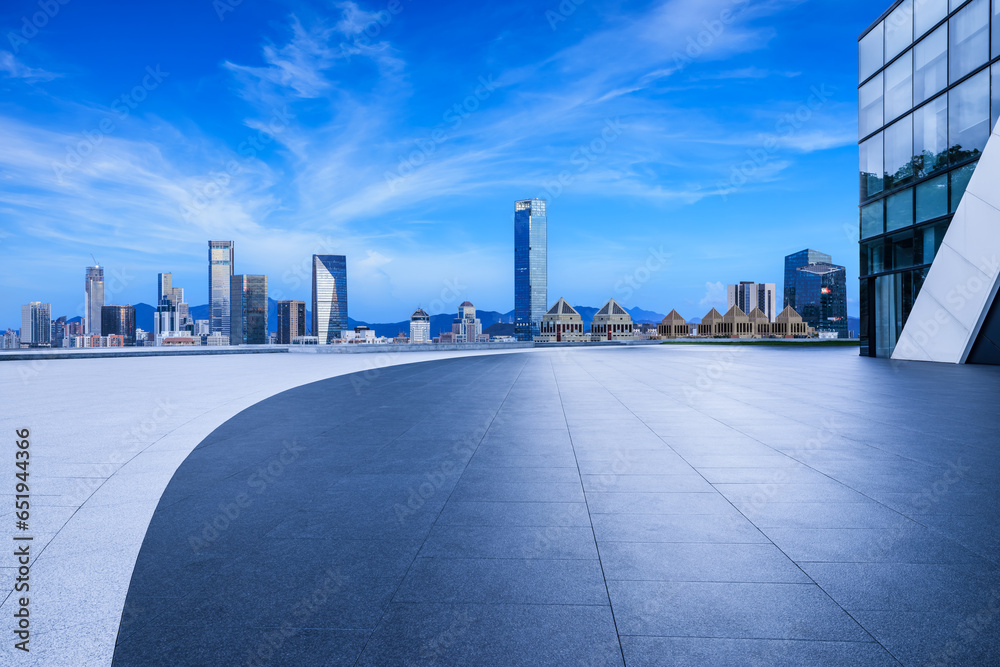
left=1, top=0, right=870, bottom=325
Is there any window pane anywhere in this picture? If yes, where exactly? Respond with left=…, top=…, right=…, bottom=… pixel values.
left=886, top=0, right=914, bottom=59
left=992, top=62, right=1000, bottom=133
left=918, top=222, right=948, bottom=264
left=949, top=70, right=990, bottom=164
left=914, top=93, right=948, bottom=176
left=950, top=161, right=978, bottom=210
left=885, top=115, right=914, bottom=187
left=862, top=200, right=885, bottom=238
left=950, top=0, right=989, bottom=83
left=860, top=22, right=885, bottom=82
left=887, top=189, right=914, bottom=231
left=860, top=74, right=884, bottom=137
left=914, top=26, right=947, bottom=103
left=892, top=230, right=917, bottom=269
left=915, top=0, right=947, bottom=38
left=994, top=0, right=1000, bottom=58
left=860, top=133, right=885, bottom=199
left=885, top=53, right=913, bottom=121
left=863, top=240, right=885, bottom=275
left=915, top=174, right=948, bottom=221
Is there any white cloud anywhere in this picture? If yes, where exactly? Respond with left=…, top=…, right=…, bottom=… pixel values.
left=0, top=51, right=59, bottom=82
left=699, top=281, right=727, bottom=310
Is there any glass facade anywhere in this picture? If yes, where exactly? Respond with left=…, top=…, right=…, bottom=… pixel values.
left=514, top=199, right=547, bottom=341
left=784, top=251, right=849, bottom=338
left=277, top=300, right=306, bottom=344
left=208, top=241, right=233, bottom=341
left=859, top=0, right=1000, bottom=357
left=230, top=275, right=268, bottom=345
left=101, top=305, right=136, bottom=346
left=84, top=265, right=104, bottom=335
left=312, top=255, right=347, bottom=344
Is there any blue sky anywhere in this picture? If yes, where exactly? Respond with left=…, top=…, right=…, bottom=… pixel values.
left=1, top=0, right=875, bottom=325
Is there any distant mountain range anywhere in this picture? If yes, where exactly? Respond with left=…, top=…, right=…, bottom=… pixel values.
left=61, top=302, right=860, bottom=338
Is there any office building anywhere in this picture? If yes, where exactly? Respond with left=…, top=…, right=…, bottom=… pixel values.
left=156, top=273, right=189, bottom=337
left=230, top=275, right=268, bottom=345
left=312, top=255, right=347, bottom=344
left=536, top=298, right=587, bottom=343
left=728, top=282, right=777, bottom=322
left=20, top=302, right=51, bottom=347
left=452, top=301, right=483, bottom=343
left=85, top=265, right=104, bottom=335
left=591, top=298, right=634, bottom=341
left=53, top=316, right=67, bottom=348
left=101, top=305, right=137, bottom=346
left=208, top=241, right=234, bottom=342
left=409, top=308, right=430, bottom=344
left=277, top=300, right=307, bottom=344
left=784, top=250, right=849, bottom=338
left=860, top=0, right=1000, bottom=363
left=514, top=198, right=547, bottom=341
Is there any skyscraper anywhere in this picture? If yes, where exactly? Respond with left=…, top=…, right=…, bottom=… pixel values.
left=860, top=0, right=1000, bottom=364
left=514, top=198, right=547, bottom=341
left=789, top=263, right=849, bottom=338
left=783, top=249, right=831, bottom=312
left=727, top=282, right=777, bottom=322
left=409, top=308, right=430, bottom=344
left=312, top=255, right=347, bottom=344
left=84, top=265, right=104, bottom=335
left=20, top=302, right=51, bottom=347
left=452, top=302, right=482, bottom=343
left=277, top=300, right=306, bottom=344
left=208, top=241, right=234, bottom=342
left=101, top=305, right=137, bottom=346
left=230, top=275, right=268, bottom=345
left=156, top=272, right=189, bottom=337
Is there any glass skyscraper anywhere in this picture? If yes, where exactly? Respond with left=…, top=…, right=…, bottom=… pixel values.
left=208, top=241, right=234, bottom=342
left=84, top=265, right=104, bottom=335
left=514, top=198, right=547, bottom=341
left=20, top=302, right=51, bottom=347
left=859, top=0, right=1000, bottom=360
left=312, top=255, right=347, bottom=344
left=784, top=250, right=849, bottom=338
left=277, top=300, right=306, bottom=344
left=101, top=305, right=137, bottom=346
left=230, top=275, right=268, bottom=345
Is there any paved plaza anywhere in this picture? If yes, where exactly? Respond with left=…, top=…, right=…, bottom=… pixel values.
left=3, top=346, right=1000, bottom=665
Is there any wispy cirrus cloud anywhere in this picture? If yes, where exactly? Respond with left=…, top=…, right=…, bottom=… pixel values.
left=0, top=51, right=59, bottom=82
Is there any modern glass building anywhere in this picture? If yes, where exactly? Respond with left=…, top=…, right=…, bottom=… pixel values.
left=859, top=0, right=1000, bottom=360
left=101, top=305, right=137, bottom=346
left=84, top=265, right=104, bottom=335
left=312, top=255, right=347, bottom=344
left=514, top=198, right=547, bottom=341
left=208, top=241, right=234, bottom=342
left=230, top=275, right=268, bottom=345
left=276, top=300, right=306, bottom=344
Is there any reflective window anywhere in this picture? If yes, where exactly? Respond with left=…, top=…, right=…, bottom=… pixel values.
left=950, top=161, right=978, bottom=210
left=862, top=200, right=885, bottom=238
left=860, top=22, right=885, bottom=82
left=891, top=230, right=917, bottom=269
left=916, top=174, right=948, bottom=221
left=886, top=0, right=914, bottom=59
left=885, top=53, right=913, bottom=122
left=917, top=223, right=948, bottom=264
left=860, top=133, right=885, bottom=199
left=885, top=115, right=914, bottom=187
left=860, top=74, right=884, bottom=137
left=887, top=189, right=914, bottom=231
left=949, top=70, right=990, bottom=164
left=915, top=0, right=948, bottom=38
left=914, top=94, right=948, bottom=176
left=950, top=0, right=990, bottom=83
left=992, top=62, right=1000, bottom=133
left=863, top=240, right=886, bottom=275
left=914, top=26, right=947, bottom=103
left=994, top=0, right=1000, bottom=58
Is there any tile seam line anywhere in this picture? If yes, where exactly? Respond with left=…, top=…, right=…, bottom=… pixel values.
left=575, top=351, right=904, bottom=665
left=350, top=354, right=531, bottom=667
left=552, top=353, right=629, bottom=667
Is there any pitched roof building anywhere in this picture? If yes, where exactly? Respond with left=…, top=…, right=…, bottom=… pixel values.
left=591, top=299, right=634, bottom=341
left=537, top=298, right=587, bottom=343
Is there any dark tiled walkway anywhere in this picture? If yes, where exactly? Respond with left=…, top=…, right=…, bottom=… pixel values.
left=113, top=348, right=1000, bottom=666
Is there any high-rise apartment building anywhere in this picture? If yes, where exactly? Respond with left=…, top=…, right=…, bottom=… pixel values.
left=230, top=275, right=268, bottom=345
left=101, top=305, right=137, bottom=346
left=452, top=302, right=482, bottom=343
left=312, top=255, right=347, bottom=344
left=20, top=302, right=51, bottom=347
left=410, top=307, right=430, bottom=344
left=514, top=198, right=547, bottom=341
left=84, top=265, right=104, bottom=335
left=156, top=272, right=189, bottom=337
left=727, top=282, right=777, bottom=322
left=208, top=241, right=234, bottom=342
left=277, top=300, right=306, bottom=344
left=860, top=0, right=1000, bottom=363
left=784, top=250, right=849, bottom=338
